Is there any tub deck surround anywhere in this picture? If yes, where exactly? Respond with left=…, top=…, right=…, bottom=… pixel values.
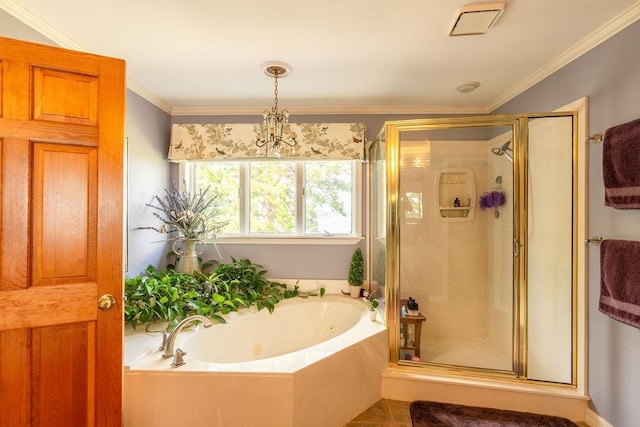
left=124, top=292, right=388, bottom=427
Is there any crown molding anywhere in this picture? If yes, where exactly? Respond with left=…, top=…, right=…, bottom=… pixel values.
left=489, top=2, right=640, bottom=111
left=0, top=0, right=84, bottom=50
left=171, top=104, right=491, bottom=116
left=127, top=79, right=172, bottom=114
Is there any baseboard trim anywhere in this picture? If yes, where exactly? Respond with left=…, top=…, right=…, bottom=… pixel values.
left=585, top=408, right=613, bottom=427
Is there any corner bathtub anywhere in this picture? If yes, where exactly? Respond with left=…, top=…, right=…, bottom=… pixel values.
left=124, top=294, right=388, bottom=427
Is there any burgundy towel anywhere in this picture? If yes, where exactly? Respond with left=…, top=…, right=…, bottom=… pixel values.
left=599, top=239, right=640, bottom=329
left=602, top=117, right=640, bottom=209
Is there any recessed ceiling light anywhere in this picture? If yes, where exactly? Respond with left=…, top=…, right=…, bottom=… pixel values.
left=449, top=2, right=506, bottom=36
left=456, top=81, right=481, bottom=93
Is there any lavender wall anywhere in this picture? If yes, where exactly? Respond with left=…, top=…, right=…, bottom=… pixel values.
left=125, top=91, right=173, bottom=277
left=0, top=10, right=56, bottom=46
left=494, top=20, right=640, bottom=427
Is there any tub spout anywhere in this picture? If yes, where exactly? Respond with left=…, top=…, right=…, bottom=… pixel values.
left=162, top=315, right=212, bottom=359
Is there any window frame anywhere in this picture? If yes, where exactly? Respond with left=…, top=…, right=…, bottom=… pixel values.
left=179, top=160, right=363, bottom=245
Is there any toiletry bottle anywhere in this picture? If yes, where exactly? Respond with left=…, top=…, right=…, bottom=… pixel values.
left=407, top=297, right=419, bottom=314
left=401, top=306, right=407, bottom=318
left=454, top=197, right=461, bottom=207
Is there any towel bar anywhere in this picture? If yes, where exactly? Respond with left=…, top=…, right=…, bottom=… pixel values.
left=586, top=133, right=603, bottom=143
left=585, top=236, right=603, bottom=244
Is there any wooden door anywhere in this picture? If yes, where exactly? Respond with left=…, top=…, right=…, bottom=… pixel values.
left=0, top=36, right=125, bottom=426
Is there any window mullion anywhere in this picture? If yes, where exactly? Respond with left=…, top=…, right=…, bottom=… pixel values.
left=178, top=161, right=193, bottom=193
left=353, top=161, right=362, bottom=237
left=240, top=162, right=248, bottom=234
left=297, top=162, right=304, bottom=235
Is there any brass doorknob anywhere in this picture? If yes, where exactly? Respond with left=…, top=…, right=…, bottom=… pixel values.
left=98, top=294, right=117, bottom=310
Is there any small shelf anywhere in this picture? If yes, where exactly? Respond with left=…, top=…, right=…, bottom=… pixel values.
left=435, top=168, right=476, bottom=222
left=438, top=207, right=472, bottom=218
left=400, top=314, right=426, bottom=358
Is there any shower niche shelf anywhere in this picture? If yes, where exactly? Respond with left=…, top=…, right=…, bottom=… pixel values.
left=435, top=168, right=476, bottom=222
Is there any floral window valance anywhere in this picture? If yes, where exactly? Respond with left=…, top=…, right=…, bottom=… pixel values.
left=168, top=123, right=366, bottom=161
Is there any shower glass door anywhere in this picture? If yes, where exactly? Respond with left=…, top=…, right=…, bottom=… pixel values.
left=396, top=123, right=516, bottom=373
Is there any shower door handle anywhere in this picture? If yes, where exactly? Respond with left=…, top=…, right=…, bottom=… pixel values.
left=513, top=238, right=520, bottom=258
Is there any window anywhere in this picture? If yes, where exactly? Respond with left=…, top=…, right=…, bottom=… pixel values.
left=182, top=160, right=361, bottom=239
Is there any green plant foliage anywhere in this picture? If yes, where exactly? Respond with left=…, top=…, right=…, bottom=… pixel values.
left=124, top=258, right=324, bottom=329
left=348, top=247, right=364, bottom=286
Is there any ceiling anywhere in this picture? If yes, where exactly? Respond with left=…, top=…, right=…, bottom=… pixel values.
left=1, top=0, right=639, bottom=115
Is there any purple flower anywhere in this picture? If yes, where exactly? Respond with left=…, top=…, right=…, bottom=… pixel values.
left=479, top=191, right=506, bottom=210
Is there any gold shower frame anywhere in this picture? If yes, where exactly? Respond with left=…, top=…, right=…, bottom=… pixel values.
left=375, top=112, right=580, bottom=386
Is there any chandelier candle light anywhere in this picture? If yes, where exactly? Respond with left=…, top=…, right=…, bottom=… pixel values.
left=256, top=62, right=297, bottom=156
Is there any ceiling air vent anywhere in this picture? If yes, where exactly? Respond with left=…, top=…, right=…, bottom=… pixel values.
left=449, top=2, right=506, bottom=36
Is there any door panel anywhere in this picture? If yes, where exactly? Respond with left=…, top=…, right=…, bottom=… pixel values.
left=32, top=67, right=98, bottom=125
left=32, top=143, right=98, bottom=286
left=0, top=329, right=30, bottom=425
left=0, top=36, right=124, bottom=426
left=0, top=60, right=3, bottom=112
left=32, top=324, right=91, bottom=426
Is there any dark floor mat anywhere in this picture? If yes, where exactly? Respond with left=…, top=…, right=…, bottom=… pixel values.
left=410, top=400, right=578, bottom=427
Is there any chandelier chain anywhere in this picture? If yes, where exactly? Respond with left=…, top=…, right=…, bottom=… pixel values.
left=272, top=71, right=279, bottom=113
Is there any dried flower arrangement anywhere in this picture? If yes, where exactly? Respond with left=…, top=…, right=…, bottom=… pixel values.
left=139, top=181, right=227, bottom=241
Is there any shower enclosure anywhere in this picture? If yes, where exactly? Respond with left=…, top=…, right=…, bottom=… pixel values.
left=370, top=109, right=586, bottom=387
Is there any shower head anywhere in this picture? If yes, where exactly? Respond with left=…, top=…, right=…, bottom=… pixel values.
left=491, top=140, right=513, bottom=163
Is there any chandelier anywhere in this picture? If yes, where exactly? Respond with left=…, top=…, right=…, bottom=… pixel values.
left=256, top=62, right=297, bottom=155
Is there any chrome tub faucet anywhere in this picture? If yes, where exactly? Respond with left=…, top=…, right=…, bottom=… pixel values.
left=161, top=315, right=212, bottom=364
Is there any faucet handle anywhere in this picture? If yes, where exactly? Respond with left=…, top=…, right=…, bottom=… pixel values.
left=171, top=348, right=187, bottom=368
left=159, top=330, right=168, bottom=351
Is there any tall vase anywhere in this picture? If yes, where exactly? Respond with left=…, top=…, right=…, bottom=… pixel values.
left=173, top=239, right=203, bottom=274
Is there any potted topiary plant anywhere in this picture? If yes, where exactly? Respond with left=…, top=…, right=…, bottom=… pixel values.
left=347, top=247, right=364, bottom=298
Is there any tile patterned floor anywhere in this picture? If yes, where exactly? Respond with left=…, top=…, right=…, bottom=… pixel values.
left=345, top=399, right=591, bottom=427
left=345, top=399, right=412, bottom=427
